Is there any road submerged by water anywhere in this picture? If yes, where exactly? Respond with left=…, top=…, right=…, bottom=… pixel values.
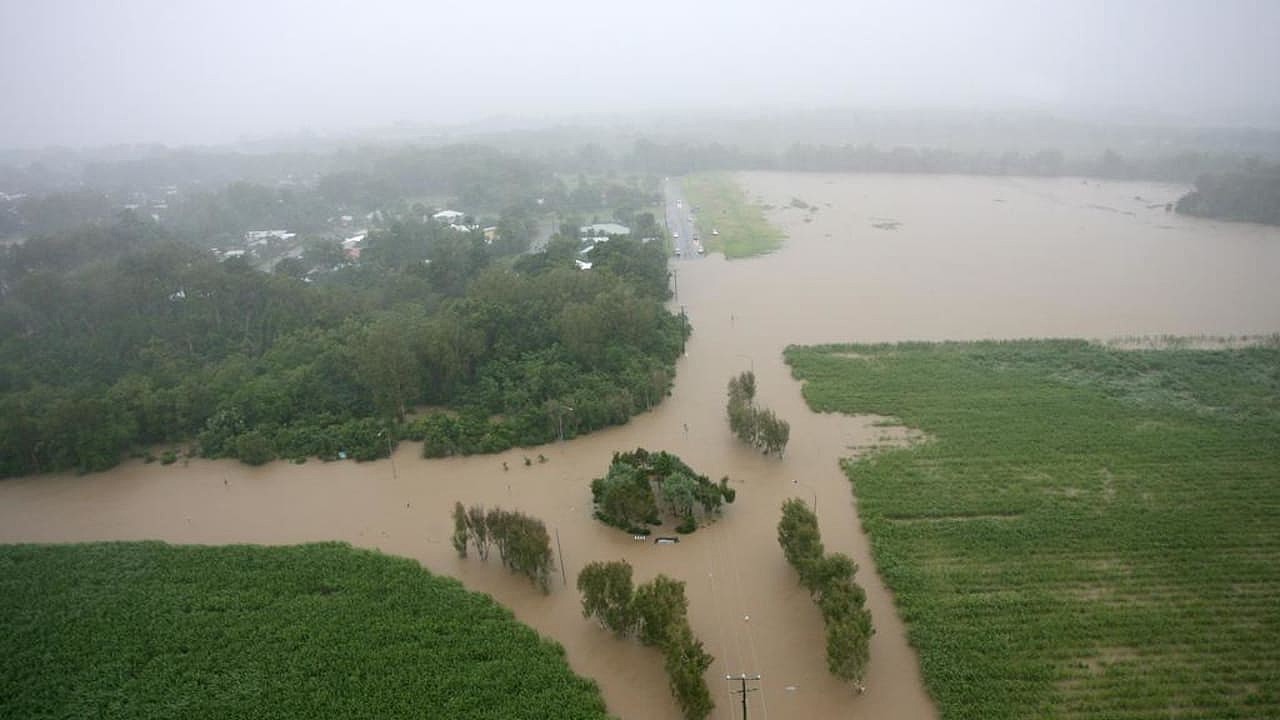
left=5, top=172, right=1280, bottom=719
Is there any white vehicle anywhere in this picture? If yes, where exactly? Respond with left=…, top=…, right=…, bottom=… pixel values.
left=712, top=228, right=720, bottom=236
left=672, top=231, right=679, bottom=238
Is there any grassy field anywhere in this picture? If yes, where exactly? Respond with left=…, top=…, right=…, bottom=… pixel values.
left=785, top=339, right=1280, bottom=720
left=682, top=173, right=784, bottom=258
left=0, top=542, right=610, bottom=720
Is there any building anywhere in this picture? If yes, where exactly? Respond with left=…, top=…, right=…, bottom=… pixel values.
left=432, top=210, right=466, bottom=223
left=580, top=223, right=630, bottom=237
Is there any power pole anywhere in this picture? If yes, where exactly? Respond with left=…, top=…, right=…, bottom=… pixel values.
left=727, top=674, right=760, bottom=719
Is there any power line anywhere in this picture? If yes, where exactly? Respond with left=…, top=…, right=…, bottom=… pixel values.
left=727, top=673, right=761, bottom=720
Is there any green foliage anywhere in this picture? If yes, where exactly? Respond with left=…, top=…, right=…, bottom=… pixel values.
left=574, top=562, right=713, bottom=720
left=0, top=214, right=684, bottom=477
left=727, top=371, right=790, bottom=456
left=682, top=174, right=784, bottom=258
left=590, top=449, right=735, bottom=535
left=576, top=560, right=637, bottom=637
left=776, top=498, right=873, bottom=685
left=1175, top=164, right=1280, bottom=225
left=786, top=339, right=1280, bottom=718
left=0, top=542, right=610, bottom=719
left=451, top=504, right=555, bottom=593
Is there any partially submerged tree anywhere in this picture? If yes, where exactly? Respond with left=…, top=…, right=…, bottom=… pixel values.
left=726, top=371, right=790, bottom=457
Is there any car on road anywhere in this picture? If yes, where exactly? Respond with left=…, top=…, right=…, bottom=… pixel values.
left=672, top=232, right=679, bottom=238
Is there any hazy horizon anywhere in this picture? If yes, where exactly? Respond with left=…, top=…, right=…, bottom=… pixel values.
left=3, top=0, right=1279, bottom=150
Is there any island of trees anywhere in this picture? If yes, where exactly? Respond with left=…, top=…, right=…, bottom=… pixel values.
left=590, top=449, right=735, bottom=535
left=777, top=498, right=873, bottom=687
left=577, top=560, right=714, bottom=720
left=726, top=371, right=791, bottom=456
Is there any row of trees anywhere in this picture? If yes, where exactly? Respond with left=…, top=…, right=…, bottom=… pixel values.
left=451, top=503, right=556, bottom=592
left=577, top=560, right=714, bottom=720
left=0, top=214, right=687, bottom=476
left=777, top=499, right=873, bottom=686
left=590, top=449, right=736, bottom=535
left=726, top=371, right=791, bottom=456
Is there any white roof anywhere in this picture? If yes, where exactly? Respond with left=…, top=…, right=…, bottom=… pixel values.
left=433, top=210, right=465, bottom=220
left=341, top=233, right=366, bottom=249
left=575, top=259, right=593, bottom=270
left=580, top=223, right=630, bottom=236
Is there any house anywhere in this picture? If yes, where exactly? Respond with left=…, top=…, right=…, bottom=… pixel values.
left=341, top=233, right=366, bottom=261
left=482, top=226, right=498, bottom=244
left=575, top=259, right=593, bottom=270
left=245, top=230, right=296, bottom=243
left=432, top=210, right=466, bottom=223
left=580, top=223, right=630, bottom=237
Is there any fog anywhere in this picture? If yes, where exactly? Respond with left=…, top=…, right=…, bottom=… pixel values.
left=2, top=0, right=1278, bottom=149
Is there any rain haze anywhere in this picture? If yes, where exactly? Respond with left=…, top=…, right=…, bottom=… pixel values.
left=2, top=0, right=1280, bottom=147
left=3, top=3, right=1280, bottom=720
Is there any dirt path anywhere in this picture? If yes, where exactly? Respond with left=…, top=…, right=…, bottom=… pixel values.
left=6, top=173, right=1280, bottom=719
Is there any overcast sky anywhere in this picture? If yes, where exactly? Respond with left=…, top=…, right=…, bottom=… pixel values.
left=2, top=0, right=1278, bottom=148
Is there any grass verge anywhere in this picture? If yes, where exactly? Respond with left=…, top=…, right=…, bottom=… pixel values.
left=785, top=339, right=1280, bottom=720
left=0, top=541, right=610, bottom=720
left=682, top=173, right=784, bottom=258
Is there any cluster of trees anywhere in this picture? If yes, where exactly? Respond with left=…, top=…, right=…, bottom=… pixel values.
left=590, top=449, right=736, bottom=535
left=0, top=214, right=686, bottom=477
left=577, top=560, right=714, bottom=720
left=777, top=499, right=873, bottom=686
left=726, top=371, right=791, bottom=456
left=1175, top=163, right=1280, bottom=226
left=451, top=503, right=555, bottom=592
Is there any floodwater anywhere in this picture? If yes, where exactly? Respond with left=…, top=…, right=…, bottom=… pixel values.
left=4, top=173, right=1280, bottom=720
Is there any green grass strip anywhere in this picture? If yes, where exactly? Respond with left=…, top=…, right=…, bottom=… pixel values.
left=0, top=541, right=611, bottom=720
left=785, top=339, right=1280, bottom=720
left=682, top=173, right=784, bottom=259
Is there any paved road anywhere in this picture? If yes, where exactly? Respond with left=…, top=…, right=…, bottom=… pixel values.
left=663, top=177, right=704, bottom=261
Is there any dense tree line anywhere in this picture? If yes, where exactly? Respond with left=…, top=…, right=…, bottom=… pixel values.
left=451, top=503, right=556, bottom=592
left=777, top=499, right=873, bottom=687
left=590, top=449, right=736, bottom=535
left=0, top=216, right=686, bottom=476
left=726, top=371, right=791, bottom=456
left=577, top=560, right=715, bottom=720
left=1175, top=164, right=1280, bottom=225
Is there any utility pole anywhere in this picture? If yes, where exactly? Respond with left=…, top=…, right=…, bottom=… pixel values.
left=555, top=528, right=567, bottom=587
left=727, top=674, right=760, bottom=719
left=680, top=305, right=687, bottom=355
left=671, top=267, right=679, bottom=301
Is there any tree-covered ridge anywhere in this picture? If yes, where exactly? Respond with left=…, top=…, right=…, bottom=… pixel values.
left=0, top=216, right=684, bottom=476
left=590, top=449, right=736, bottom=535
left=0, top=542, right=611, bottom=720
left=1175, top=164, right=1280, bottom=225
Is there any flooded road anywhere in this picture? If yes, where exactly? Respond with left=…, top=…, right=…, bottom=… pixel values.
left=4, top=173, right=1279, bottom=720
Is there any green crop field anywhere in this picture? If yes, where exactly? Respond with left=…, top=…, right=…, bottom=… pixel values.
left=0, top=542, right=610, bottom=720
left=682, top=173, right=784, bottom=259
left=785, top=339, right=1280, bottom=719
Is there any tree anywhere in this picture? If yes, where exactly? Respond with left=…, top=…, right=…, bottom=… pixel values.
left=632, top=574, right=688, bottom=648
left=663, top=623, right=716, bottom=720
left=577, top=560, right=636, bottom=636
left=451, top=501, right=469, bottom=557
left=778, top=498, right=824, bottom=582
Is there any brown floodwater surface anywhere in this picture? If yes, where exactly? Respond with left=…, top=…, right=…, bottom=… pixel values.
left=3, top=173, right=1279, bottom=720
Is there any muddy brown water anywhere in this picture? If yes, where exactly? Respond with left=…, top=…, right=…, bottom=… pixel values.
left=4, top=173, right=1280, bottom=720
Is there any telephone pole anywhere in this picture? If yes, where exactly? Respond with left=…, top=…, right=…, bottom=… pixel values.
left=727, top=674, right=760, bottom=719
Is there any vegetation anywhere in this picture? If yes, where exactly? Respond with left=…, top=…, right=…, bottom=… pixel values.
left=589, top=449, right=735, bottom=535
left=776, top=499, right=873, bottom=686
left=0, top=541, right=610, bottom=719
left=785, top=339, right=1280, bottom=719
left=681, top=174, right=784, bottom=258
left=450, top=503, right=556, bottom=592
left=726, top=371, right=791, bottom=456
left=0, top=214, right=686, bottom=476
left=1175, top=163, right=1280, bottom=225
left=577, top=560, right=714, bottom=720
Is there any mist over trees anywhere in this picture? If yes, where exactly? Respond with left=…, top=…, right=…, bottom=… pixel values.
left=1175, top=163, right=1280, bottom=225
left=0, top=206, right=685, bottom=476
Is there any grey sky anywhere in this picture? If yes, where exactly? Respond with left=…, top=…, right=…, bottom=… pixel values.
left=2, top=0, right=1278, bottom=148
